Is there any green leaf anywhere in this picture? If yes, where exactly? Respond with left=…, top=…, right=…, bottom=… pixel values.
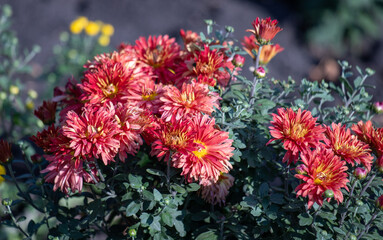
left=187, top=183, right=200, bottom=192
left=298, top=213, right=313, bottom=226
left=146, top=168, right=165, bottom=177
left=171, top=184, right=186, bottom=194
left=319, top=211, right=336, bottom=221
left=150, top=216, right=161, bottom=232
left=270, top=193, right=285, bottom=205
left=254, top=99, right=276, bottom=111
left=122, top=192, right=134, bottom=201
left=196, top=230, right=218, bottom=240
left=340, top=77, right=353, bottom=93
left=142, top=190, right=154, bottom=201
left=128, top=174, right=142, bottom=189
left=259, top=183, right=269, bottom=198
left=250, top=207, right=262, bottom=217
left=174, top=219, right=186, bottom=237
left=161, top=211, right=173, bottom=227
left=333, top=227, right=346, bottom=236
left=126, top=201, right=140, bottom=216
left=17, top=216, right=26, bottom=223
left=153, top=189, right=162, bottom=201
left=140, top=212, right=150, bottom=225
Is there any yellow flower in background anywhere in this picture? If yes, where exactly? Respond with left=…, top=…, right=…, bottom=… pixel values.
left=26, top=100, right=35, bottom=111
left=28, top=89, right=38, bottom=99
left=98, top=35, right=110, bottom=46
left=9, top=85, right=19, bottom=95
left=85, top=21, right=100, bottom=36
left=101, top=23, right=114, bottom=36
left=70, top=16, right=88, bottom=34
left=0, top=165, right=6, bottom=183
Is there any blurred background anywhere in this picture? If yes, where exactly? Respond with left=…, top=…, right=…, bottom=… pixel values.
left=0, top=0, right=383, bottom=129
left=2, top=0, right=383, bottom=92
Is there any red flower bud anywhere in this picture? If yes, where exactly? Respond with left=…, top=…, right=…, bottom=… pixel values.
left=353, top=167, right=368, bottom=180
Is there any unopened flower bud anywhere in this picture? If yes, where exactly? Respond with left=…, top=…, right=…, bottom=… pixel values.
left=36, top=178, right=44, bottom=186
left=2, top=198, right=12, bottom=206
left=356, top=200, right=363, bottom=206
left=129, top=229, right=137, bottom=237
left=373, top=102, right=383, bottom=114
left=295, top=164, right=306, bottom=175
left=349, top=234, right=357, bottom=240
left=232, top=55, right=245, bottom=67
left=376, top=195, right=383, bottom=210
left=31, top=154, right=43, bottom=164
left=0, top=139, right=13, bottom=164
left=353, top=167, right=368, bottom=180
left=323, top=189, right=334, bottom=199
left=255, top=66, right=266, bottom=78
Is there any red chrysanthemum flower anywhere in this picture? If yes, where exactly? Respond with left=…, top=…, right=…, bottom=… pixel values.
left=34, top=101, right=57, bottom=125
left=159, top=82, right=220, bottom=121
left=267, top=108, right=325, bottom=165
left=115, top=103, right=150, bottom=161
left=324, top=123, right=373, bottom=171
left=134, top=35, right=181, bottom=85
left=30, top=124, right=63, bottom=154
left=62, top=104, right=121, bottom=165
left=194, top=75, right=217, bottom=87
left=247, top=17, right=283, bottom=44
left=80, top=58, right=138, bottom=106
left=372, top=128, right=383, bottom=171
left=42, top=155, right=97, bottom=194
left=199, top=172, right=234, bottom=206
left=351, top=120, right=375, bottom=146
left=125, top=78, right=164, bottom=114
left=0, top=139, right=12, bottom=164
left=193, top=44, right=225, bottom=78
left=180, top=29, right=202, bottom=54
left=53, top=78, right=84, bottom=122
left=150, top=117, right=196, bottom=161
left=295, top=147, right=349, bottom=209
left=241, top=35, right=284, bottom=64
left=172, top=114, right=234, bottom=186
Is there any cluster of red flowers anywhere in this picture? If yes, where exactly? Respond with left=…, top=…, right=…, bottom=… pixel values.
left=31, top=29, right=239, bottom=202
left=268, top=108, right=377, bottom=209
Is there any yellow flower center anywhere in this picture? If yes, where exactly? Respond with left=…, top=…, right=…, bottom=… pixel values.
left=102, top=83, right=118, bottom=98
left=314, top=172, right=327, bottom=185
left=288, top=122, right=308, bottom=140
left=193, top=140, right=208, bottom=159
left=142, top=91, right=158, bottom=101
left=145, top=46, right=164, bottom=68
left=165, top=130, right=188, bottom=148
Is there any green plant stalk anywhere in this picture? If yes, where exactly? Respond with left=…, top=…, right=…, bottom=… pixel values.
left=339, top=179, right=357, bottom=226
left=249, top=45, right=263, bottom=107
left=7, top=164, right=44, bottom=212
left=356, top=210, right=378, bottom=240
left=358, top=173, right=376, bottom=197
left=6, top=205, right=31, bottom=239
left=167, top=151, right=173, bottom=190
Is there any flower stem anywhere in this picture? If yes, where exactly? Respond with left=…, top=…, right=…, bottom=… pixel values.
left=167, top=151, right=172, bottom=189
left=359, top=173, right=376, bottom=197
left=6, top=205, right=31, bottom=239
left=7, top=164, right=44, bottom=212
left=356, top=210, right=378, bottom=240
left=339, top=179, right=357, bottom=226
left=249, top=45, right=263, bottom=107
